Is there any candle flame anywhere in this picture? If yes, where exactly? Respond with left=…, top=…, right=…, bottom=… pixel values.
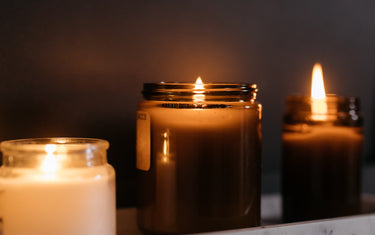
left=311, top=63, right=327, bottom=120
left=311, top=63, right=326, bottom=100
left=41, top=144, right=59, bottom=173
left=193, top=76, right=205, bottom=102
left=195, top=77, right=204, bottom=89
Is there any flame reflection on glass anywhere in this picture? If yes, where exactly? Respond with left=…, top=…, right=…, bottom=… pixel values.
left=193, top=76, right=205, bottom=102
left=41, top=144, right=59, bottom=173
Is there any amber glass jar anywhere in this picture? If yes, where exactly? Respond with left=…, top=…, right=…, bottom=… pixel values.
left=137, top=82, right=262, bottom=234
left=282, top=95, right=363, bottom=222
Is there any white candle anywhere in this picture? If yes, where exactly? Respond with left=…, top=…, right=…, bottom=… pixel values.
left=0, top=138, right=116, bottom=235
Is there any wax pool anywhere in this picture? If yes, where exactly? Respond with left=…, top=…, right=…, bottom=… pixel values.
left=0, top=165, right=116, bottom=235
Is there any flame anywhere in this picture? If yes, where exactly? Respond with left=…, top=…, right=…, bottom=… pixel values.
left=193, top=76, right=205, bottom=102
left=195, top=77, right=204, bottom=89
left=41, top=144, right=59, bottom=173
left=311, top=63, right=327, bottom=120
left=311, top=63, right=326, bottom=99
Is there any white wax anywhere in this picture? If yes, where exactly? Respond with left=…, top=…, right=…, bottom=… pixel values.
left=0, top=165, right=116, bottom=235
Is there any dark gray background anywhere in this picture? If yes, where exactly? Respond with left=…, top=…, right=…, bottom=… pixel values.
left=1, top=0, right=374, bottom=207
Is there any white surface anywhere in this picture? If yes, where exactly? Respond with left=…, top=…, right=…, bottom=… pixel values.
left=201, top=215, right=375, bottom=235
left=117, top=194, right=375, bottom=235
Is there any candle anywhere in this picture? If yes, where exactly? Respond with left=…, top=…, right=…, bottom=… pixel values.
left=137, top=78, right=262, bottom=234
left=0, top=138, right=116, bottom=235
left=282, top=64, right=363, bottom=222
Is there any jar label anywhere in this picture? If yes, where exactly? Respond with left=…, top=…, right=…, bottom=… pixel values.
left=136, top=111, right=151, bottom=171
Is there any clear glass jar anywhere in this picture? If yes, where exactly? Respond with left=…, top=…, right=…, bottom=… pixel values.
left=282, top=95, right=363, bottom=222
left=136, top=82, right=262, bottom=234
left=0, top=138, right=116, bottom=235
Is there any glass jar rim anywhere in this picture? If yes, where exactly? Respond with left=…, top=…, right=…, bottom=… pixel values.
left=1, top=137, right=109, bottom=153
left=283, top=94, right=362, bottom=125
left=142, top=82, right=258, bottom=101
left=143, top=82, right=256, bottom=89
left=285, top=94, right=360, bottom=110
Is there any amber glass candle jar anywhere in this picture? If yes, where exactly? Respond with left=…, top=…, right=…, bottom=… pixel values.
left=136, top=80, right=262, bottom=234
left=282, top=95, right=363, bottom=222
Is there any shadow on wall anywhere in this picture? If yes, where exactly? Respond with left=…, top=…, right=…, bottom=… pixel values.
left=82, top=118, right=137, bottom=207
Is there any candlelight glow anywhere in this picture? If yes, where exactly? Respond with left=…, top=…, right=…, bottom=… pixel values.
left=311, top=63, right=327, bottom=120
left=41, top=144, right=59, bottom=173
left=194, top=77, right=204, bottom=90
left=193, top=76, right=205, bottom=102
left=162, top=131, right=170, bottom=163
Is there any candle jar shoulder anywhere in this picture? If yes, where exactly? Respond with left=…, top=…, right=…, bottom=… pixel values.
left=138, top=100, right=262, bottom=128
left=283, top=124, right=363, bottom=142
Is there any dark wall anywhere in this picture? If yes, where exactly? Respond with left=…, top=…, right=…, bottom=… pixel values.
left=1, top=0, right=375, bottom=207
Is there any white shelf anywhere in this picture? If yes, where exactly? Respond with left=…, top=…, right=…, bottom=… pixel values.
left=117, top=194, right=375, bottom=235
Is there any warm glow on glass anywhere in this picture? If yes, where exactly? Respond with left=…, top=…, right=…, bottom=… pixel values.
left=162, top=131, right=170, bottom=163
left=311, top=63, right=327, bottom=120
left=193, top=76, right=205, bottom=102
left=41, top=144, right=59, bottom=173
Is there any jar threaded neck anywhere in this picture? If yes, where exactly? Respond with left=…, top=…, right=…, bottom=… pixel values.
left=142, top=83, right=258, bottom=102
left=1, top=138, right=109, bottom=168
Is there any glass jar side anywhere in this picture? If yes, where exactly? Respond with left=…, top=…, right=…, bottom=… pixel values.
left=137, top=95, right=262, bottom=233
